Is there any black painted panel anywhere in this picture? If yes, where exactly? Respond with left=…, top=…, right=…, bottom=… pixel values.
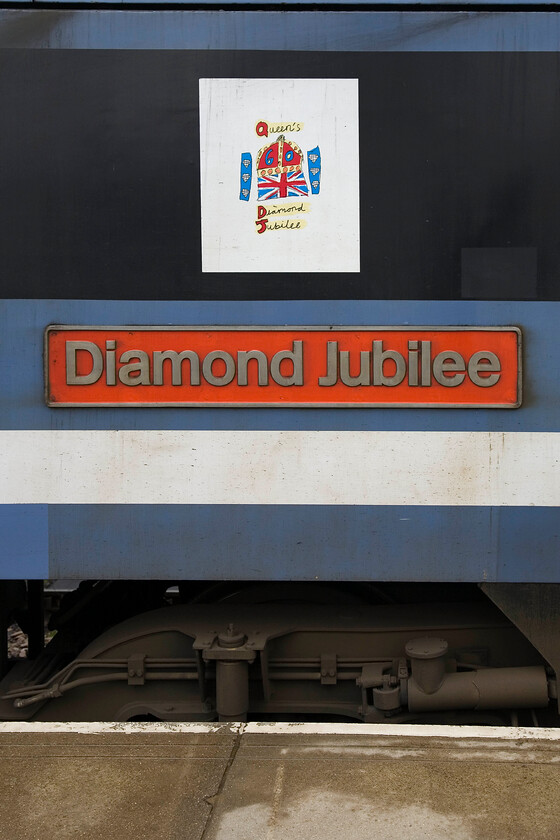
left=1, top=49, right=559, bottom=300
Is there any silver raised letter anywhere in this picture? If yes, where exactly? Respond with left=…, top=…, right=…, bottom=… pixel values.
left=408, top=341, right=419, bottom=387
left=372, top=341, right=406, bottom=387
left=237, top=350, right=269, bottom=386
left=432, top=351, right=466, bottom=387
left=118, top=350, right=151, bottom=386
left=105, top=340, right=116, bottom=386
left=270, top=341, right=303, bottom=387
left=318, top=341, right=338, bottom=386
left=468, top=351, right=501, bottom=387
left=421, top=341, right=432, bottom=386
left=339, top=350, right=370, bottom=387
left=202, top=351, right=236, bottom=386
left=153, top=350, right=200, bottom=386
left=66, top=341, right=103, bottom=385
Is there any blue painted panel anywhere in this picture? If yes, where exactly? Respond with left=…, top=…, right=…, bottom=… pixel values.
left=0, top=505, right=48, bottom=579
left=0, top=299, right=557, bottom=432
left=15, top=1, right=558, bottom=6
left=496, top=507, right=560, bottom=583
left=47, top=504, right=560, bottom=582
left=2, top=10, right=560, bottom=52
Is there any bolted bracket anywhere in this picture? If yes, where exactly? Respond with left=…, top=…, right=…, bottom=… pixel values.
left=196, top=625, right=257, bottom=664
left=127, top=653, right=146, bottom=686
left=320, top=653, right=337, bottom=685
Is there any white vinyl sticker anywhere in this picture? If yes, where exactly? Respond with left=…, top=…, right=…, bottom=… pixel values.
left=199, top=78, right=360, bottom=273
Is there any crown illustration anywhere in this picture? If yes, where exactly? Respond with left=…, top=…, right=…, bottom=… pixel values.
left=257, top=135, right=304, bottom=175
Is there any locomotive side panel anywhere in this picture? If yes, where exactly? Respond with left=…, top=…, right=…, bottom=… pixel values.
left=0, top=8, right=559, bottom=723
left=0, top=11, right=558, bottom=583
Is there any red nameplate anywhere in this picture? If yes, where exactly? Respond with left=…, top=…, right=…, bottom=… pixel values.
left=45, top=326, right=521, bottom=408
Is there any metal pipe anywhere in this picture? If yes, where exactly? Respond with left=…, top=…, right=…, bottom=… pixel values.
left=408, top=666, right=549, bottom=712
left=215, top=660, right=249, bottom=722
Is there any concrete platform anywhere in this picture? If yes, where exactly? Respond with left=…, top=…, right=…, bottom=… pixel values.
left=2, top=722, right=559, bottom=840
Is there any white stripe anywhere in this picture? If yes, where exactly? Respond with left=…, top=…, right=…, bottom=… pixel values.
left=242, top=722, right=560, bottom=739
left=1, top=430, right=558, bottom=506
left=0, top=721, right=559, bottom=741
left=0, top=721, right=239, bottom=734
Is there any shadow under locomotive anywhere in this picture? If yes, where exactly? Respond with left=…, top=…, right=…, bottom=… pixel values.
left=1, top=581, right=557, bottom=726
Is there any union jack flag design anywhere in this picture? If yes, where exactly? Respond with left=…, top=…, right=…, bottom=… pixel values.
left=257, top=170, right=309, bottom=201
